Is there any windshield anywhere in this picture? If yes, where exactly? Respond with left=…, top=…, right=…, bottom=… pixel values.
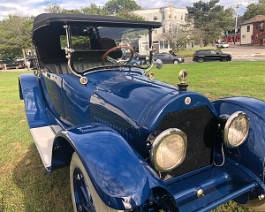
left=61, top=25, right=151, bottom=72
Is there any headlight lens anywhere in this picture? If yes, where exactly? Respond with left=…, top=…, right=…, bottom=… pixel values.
left=223, top=111, right=250, bottom=148
left=151, top=128, right=187, bottom=172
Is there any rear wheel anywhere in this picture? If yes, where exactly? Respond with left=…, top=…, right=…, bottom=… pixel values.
left=197, top=58, right=204, bottom=63
left=70, top=152, right=122, bottom=212
left=242, top=198, right=265, bottom=211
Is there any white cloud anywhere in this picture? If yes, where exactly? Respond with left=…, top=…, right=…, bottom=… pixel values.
left=0, top=0, right=259, bottom=20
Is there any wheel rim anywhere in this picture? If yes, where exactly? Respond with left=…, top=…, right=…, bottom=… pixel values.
left=73, top=168, right=96, bottom=212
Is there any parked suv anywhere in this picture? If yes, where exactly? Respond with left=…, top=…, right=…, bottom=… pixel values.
left=193, top=49, right=232, bottom=62
left=19, top=13, right=265, bottom=212
left=154, top=52, right=184, bottom=64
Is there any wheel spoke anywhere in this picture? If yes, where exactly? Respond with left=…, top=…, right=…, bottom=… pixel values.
left=73, top=169, right=96, bottom=212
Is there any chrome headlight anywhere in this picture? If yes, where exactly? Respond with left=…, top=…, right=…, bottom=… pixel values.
left=223, top=111, right=250, bottom=148
left=151, top=128, right=187, bottom=172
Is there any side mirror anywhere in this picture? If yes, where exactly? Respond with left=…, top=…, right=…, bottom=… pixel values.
left=154, top=59, right=163, bottom=69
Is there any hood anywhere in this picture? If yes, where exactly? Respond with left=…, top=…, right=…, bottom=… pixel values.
left=90, top=73, right=216, bottom=131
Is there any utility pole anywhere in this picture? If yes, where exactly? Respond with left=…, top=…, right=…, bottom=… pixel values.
left=234, top=3, right=240, bottom=45
left=169, top=0, right=172, bottom=32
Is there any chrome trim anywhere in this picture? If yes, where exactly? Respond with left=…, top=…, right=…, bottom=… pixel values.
left=151, top=128, right=187, bottom=172
left=223, top=111, right=250, bottom=148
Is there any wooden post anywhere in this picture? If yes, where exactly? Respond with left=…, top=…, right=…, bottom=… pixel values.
left=22, top=48, right=28, bottom=70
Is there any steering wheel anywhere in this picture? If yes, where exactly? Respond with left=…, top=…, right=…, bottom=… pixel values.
left=101, top=46, right=134, bottom=65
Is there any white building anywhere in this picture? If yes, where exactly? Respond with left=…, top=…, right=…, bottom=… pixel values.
left=133, top=6, right=189, bottom=54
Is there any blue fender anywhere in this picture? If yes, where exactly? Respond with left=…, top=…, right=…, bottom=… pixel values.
left=213, top=97, right=265, bottom=184
left=19, top=73, right=50, bottom=128
left=56, top=123, right=164, bottom=210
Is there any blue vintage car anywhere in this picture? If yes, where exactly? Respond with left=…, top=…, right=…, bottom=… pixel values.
left=19, top=13, right=265, bottom=211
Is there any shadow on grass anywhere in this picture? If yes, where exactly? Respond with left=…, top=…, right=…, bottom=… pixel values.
left=13, top=144, right=73, bottom=211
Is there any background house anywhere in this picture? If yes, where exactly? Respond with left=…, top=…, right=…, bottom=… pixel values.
left=133, top=6, right=189, bottom=54
left=240, top=15, right=265, bottom=46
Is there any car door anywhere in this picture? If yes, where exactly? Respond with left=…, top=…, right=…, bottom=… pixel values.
left=39, top=70, right=65, bottom=120
left=208, top=50, right=220, bottom=61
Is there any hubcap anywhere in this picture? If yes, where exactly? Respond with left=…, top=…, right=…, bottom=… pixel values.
left=73, top=168, right=96, bottom=212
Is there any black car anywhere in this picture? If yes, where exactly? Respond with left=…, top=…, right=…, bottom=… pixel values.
left=0, top=58, right=22, bottom=70
left=154, top=53, right=184, bottom=64
left=193, top=49, right=232, bottom=62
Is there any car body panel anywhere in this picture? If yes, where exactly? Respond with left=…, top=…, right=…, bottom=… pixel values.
left=154, top=53, right=184, bottom=64
left=216, top=42, right=230, bottom=48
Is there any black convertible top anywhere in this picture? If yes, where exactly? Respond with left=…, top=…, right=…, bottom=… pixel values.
left=33, top=13, right=161, bottom=66
left=33, top=13, right=161, bottom=32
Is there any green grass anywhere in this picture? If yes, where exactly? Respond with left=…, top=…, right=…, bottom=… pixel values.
left=1, top=62, right=265, bottom=211
left=0, top=71, right=72, bottom=212
left=152, top=61, right=265, bottom=101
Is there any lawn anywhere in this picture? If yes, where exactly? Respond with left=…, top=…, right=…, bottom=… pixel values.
left=1, top=61, right=265, bottom=211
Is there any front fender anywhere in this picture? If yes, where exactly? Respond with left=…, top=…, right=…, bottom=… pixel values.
left=213, top=97, right=265, bottom=183
left=57, top=124, right=154, bottom=210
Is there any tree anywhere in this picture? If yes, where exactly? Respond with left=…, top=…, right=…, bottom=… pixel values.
left=0, top=15, right=33, bottom=58
left=243, top=0, right=265, bottom=20
left=161, top=24, right=193, bottom=50
left=44, top=3, right=63, bottom=13
left=45, top=3, right=81, bottom=14
left=82, top=4, right=108, bottom=15
left=104, top=0, right=141, bottom=15
left=187, top=0, right=234, bottom=46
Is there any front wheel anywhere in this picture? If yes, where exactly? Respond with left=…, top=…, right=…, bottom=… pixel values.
left=197, top=58, right=204, bottom=63
left=70, top=152, right=122, bottom=212
left=221, top=57, right=228, bottom=62
left=173, top=60, right=179, bottom=64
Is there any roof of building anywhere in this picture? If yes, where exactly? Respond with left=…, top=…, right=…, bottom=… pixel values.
left=241, top=15, right=265, bottom=25
left=133, top=6, right=187, bottom=12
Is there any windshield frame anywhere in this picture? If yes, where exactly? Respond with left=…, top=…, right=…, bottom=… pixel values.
left=63, top=24, right=154, bottom=76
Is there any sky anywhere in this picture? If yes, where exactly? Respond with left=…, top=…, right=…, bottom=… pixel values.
left=0, top=0, right=258, bottom=20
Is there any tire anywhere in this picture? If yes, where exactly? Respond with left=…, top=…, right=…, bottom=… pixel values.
left=173, top=60, right=179, bottom=64
left=221, top=57, right=228, bottom=62
left=242, top=198, right=265, bottom=211
left=197, top=58, right=204, bottom=63
left=132, top=62, right=137, bottom=66
left=70, top=152, right=122, bottom=212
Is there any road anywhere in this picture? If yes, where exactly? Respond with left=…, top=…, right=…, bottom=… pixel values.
left=185, top=45, right=265, bottom=63
left=221, top=45, right=265, bottom=61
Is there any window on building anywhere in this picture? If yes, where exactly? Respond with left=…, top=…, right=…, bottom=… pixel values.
left=160, top=40, right=169, bottom=49
left=247, top=25, right=250, bottom=32
left=153, top=16, right=158, bottom=21
left=141, top=42, right=149, bottom=51
left=256, top=24, right=259, bottom=31
left=260, top=22, right=264, bottom=32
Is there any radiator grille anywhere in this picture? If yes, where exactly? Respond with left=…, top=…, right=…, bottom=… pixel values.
left=156, top=106, right=217, bottom=177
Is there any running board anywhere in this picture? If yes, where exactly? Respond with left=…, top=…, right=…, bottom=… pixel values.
left=30, top=126, right=55, bottom=171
